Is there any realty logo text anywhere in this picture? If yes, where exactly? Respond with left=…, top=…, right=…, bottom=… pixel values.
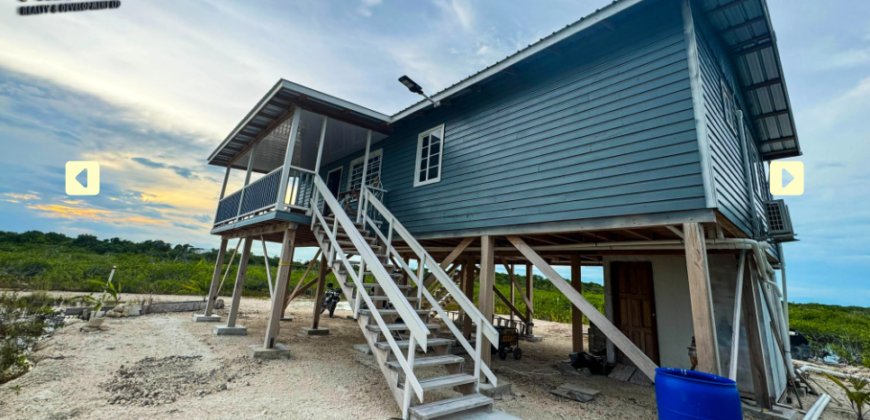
left=19, top=0, right=121, bottom=16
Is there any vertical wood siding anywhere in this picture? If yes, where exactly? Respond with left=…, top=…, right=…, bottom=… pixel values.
left=325, top=0, right=706, bottom=236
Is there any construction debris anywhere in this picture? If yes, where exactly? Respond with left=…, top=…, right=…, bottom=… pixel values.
left=607, top=364, right=636, bottom=382
left=550, top=383, right=600, bottom=403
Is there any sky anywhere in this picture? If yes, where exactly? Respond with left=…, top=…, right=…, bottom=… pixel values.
left=0, top=0, right=868, bottom=305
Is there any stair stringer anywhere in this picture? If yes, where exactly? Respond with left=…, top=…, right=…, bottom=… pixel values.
left=358, top=313, right=407, bottom=408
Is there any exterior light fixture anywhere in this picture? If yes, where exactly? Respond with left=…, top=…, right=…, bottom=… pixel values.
left=398, top=75, right=439, bottom=107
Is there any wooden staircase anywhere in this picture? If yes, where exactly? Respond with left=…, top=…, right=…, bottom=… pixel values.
left=309, top=177, right=499, bottom=420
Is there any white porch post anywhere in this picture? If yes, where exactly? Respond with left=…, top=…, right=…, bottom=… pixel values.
left=356, top=129, right=372, bottom=223
left=275, top=109, right=302, bottom=211
left=235, top=142, right=258, bottom=220
left=314, top=116, right=328, bottom=174
left=219, top=166, right=231, bottom=200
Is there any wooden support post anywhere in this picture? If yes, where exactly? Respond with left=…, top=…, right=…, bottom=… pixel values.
left=311, top=254, right=329, bottom=329
left=263, top=227, right=297, bottom=349
left=742, top=257, right=773, bottom=409
left=479, top=236, right=495, bottom=375
left=509, top=264, right=515, bottom=323
left=683, top=222, right=721, bottom=375
left=501, top=259, right=534, bottom=319
left=571, top=254, right=584, bottom=353
left=226, top=237, right=253, bottom=327
left=508, top=235, right=658, bottom=381
left=728, top=250, right=747, bottom=380
left=493, top=285, right=528, bottom=323
left=205, top=238, right=228, bottom=316
left=423, top=237, right=473, bottom=289
left=525, top=263, right=533, bottom=329
left=462, top=259, right=475, bottom=339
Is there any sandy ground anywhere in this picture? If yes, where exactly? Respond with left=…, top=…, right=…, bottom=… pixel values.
left=0, top=292, right=859, bottom=420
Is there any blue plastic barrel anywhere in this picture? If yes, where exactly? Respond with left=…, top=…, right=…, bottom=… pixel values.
left=655, top=367, right=743, bottom=420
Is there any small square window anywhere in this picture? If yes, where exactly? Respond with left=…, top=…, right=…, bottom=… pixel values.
left=414, top=124, right=445, bottom=187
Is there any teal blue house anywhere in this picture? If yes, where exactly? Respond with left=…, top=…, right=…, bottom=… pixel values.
left=200, top=0, right=801, bottom=417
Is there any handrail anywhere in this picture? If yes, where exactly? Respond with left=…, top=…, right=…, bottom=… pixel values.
left=362, top=186, right=500, bottom=386
left=310, top=176, right=430, bottom=402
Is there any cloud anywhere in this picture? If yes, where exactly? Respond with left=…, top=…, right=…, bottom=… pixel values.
left=131, top=157, right=200, bottom=180
left=26, top=204, right=168, bottom=227
left=3, top=192, right=40, bottom=201
left=433, top=0, right=476, bottom=31
left=357, top=0, right=382, bottom=17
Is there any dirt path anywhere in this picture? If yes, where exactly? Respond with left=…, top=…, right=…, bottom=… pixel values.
left=0, top=293, right=665, bottom=419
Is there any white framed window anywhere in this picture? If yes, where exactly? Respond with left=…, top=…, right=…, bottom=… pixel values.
left=348, top=148, right=382, bottom=191
left=721, top=80, right=736, bottom=133
left=414, top=124, right=445, bottom=187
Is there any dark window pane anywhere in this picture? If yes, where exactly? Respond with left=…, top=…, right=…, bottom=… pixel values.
left=419, top=170, right=426, bottom=182
left=429, top=155, right=439, bottom=166
left=422, top=136, right=429, bottom=147
left=428, top=167, right=439, bottom=179
left=430, top=143, right=440, bottom=155
left=421, top=146, right=429, bottom=159
left=430, top=131, right=441, bottom=142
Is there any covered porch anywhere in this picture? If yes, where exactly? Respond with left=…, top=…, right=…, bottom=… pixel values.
left=207, top=80, right=391, bottom=236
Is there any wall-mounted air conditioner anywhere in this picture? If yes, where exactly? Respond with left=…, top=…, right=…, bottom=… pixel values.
left=765, top=199, right=796, bottom=242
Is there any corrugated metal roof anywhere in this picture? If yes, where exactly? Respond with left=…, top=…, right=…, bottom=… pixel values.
left=210, top=0, right=800, bottom=167
left=700, top=0, right=801, bottom=160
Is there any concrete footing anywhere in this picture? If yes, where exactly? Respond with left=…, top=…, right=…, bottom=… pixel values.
left=480, top=382, right=513, bottom=399
left=247, top=344, right=291, bottom=360
left=193, top=314, right=221, bottom=323
left=302, top=327, right=330, bottom=336
left=353, top=343, right=373, bottom=355
left=213, top=325, right=247, bottom=335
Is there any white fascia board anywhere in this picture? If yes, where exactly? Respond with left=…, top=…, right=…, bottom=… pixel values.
left=390, top=0, right=646, bottom=122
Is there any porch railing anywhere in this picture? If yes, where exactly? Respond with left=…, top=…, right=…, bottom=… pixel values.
left=213, top=165, right=316, bottom=227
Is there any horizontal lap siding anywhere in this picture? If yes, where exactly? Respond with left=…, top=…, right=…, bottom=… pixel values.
left=331, top=1, right=705, bottom=236
left=694, top=8, right=771, bottom=240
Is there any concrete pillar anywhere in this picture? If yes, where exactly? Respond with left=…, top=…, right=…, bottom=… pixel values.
left=479, top=236, right=495, bottom=375
left=204, top=238, right=228, bottom=317
left=226, top=237, right=253, bottom=327
left=571, top=254, right=584, bottom=353
left=263, top=227, right=297, bottom=348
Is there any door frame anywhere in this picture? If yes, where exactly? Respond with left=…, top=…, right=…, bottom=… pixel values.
left=326, top=167, right=343, bottom=196
left=610, top=261, right=660, bottom=365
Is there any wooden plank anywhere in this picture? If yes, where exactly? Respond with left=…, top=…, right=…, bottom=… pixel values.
left=423, top=237, right=473, bottom=289
left=525, top=264, right=534, bottom=324
left=286, top=275, right=320, bottom=303
left=571, top=254, right=584, bottom=353
left=311, top=257, right=328, bottom=329
left=479, top=236, right=495, bottom=371
left=263, top=228, right=297, bottom=349
left=507, top=236, right=658, bottom=381
left=683, top=222, right=721, bottom=375
left=728, top=250, right=746, bottom=380
left=462, top=260, right=475, bottom=338
left=221, top=221, right=291, bottom=240
left=283, top=249, right=321, bottom=312
left=742, top=258, right=773, bottom=409
left=608, top=364, right=636, bottom=382
left=493, top=285, right=529, bottom=323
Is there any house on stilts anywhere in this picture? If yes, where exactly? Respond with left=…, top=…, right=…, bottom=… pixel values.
left=194, top=0, right=802, bottom=417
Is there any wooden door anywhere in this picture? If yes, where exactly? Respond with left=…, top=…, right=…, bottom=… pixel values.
left=612, top=262, right=659, bottom=365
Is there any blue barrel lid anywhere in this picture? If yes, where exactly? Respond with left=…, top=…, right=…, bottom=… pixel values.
left=656, top=367, right=737, bottom=387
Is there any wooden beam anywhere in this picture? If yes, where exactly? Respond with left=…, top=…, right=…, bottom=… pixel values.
left=283, top=250, right=322, bottom=312
left=221, top=221, right=291, bottom=240
left=493, top=286, right=528, bottom=323
left=571, top=254, right=584, bottom=353
left=311, top=254, right=328, bottom=329
left=479, top=236, right=496, bottom=374
left=667, top=225, right=685, bottom=239
left=507, top=236, right=658, bottom=381
left=263, top=228, right=297, bottom=349
left=286, top=275, right=321, bottom=303
left=621, top=229, right=652, bottom=241
left=753, top=109, right=790, bottom=120
left=423, top=237, right=473, bottom=289
left=728, top=251, right=747, bottom=380
left=683, top=222, right=721, bottom=375
left=742, top=258, right=773, bottom=409
left=526, top=263, right=534, bottom=332
left=462, top=260, right=475, bottom=339
left=205, top=238, right=228, bottom=316
left=500, top=259, right=534, bottom=318
left=227, top=237, right=253, bottom=327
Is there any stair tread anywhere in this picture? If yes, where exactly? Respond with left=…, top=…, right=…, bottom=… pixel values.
left=346, top=282, right=412, bottom=290
left=369, top=295, right=419, bottom=301
left=418, top=373, right=477, bottom=391
left=409, top=394, right=493, bottom=420
left=385, top=355, right=465, bottom=370
left=366, top=323, right=439, bottom=332
left=375, top=338, right=454, bottom=350
left=359, top=308, right=429, bottom=316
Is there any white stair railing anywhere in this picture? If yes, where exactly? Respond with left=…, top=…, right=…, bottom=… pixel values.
left=361, top=187, right=500, bottom=387
left=309, top=176, right=430, bottom=403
